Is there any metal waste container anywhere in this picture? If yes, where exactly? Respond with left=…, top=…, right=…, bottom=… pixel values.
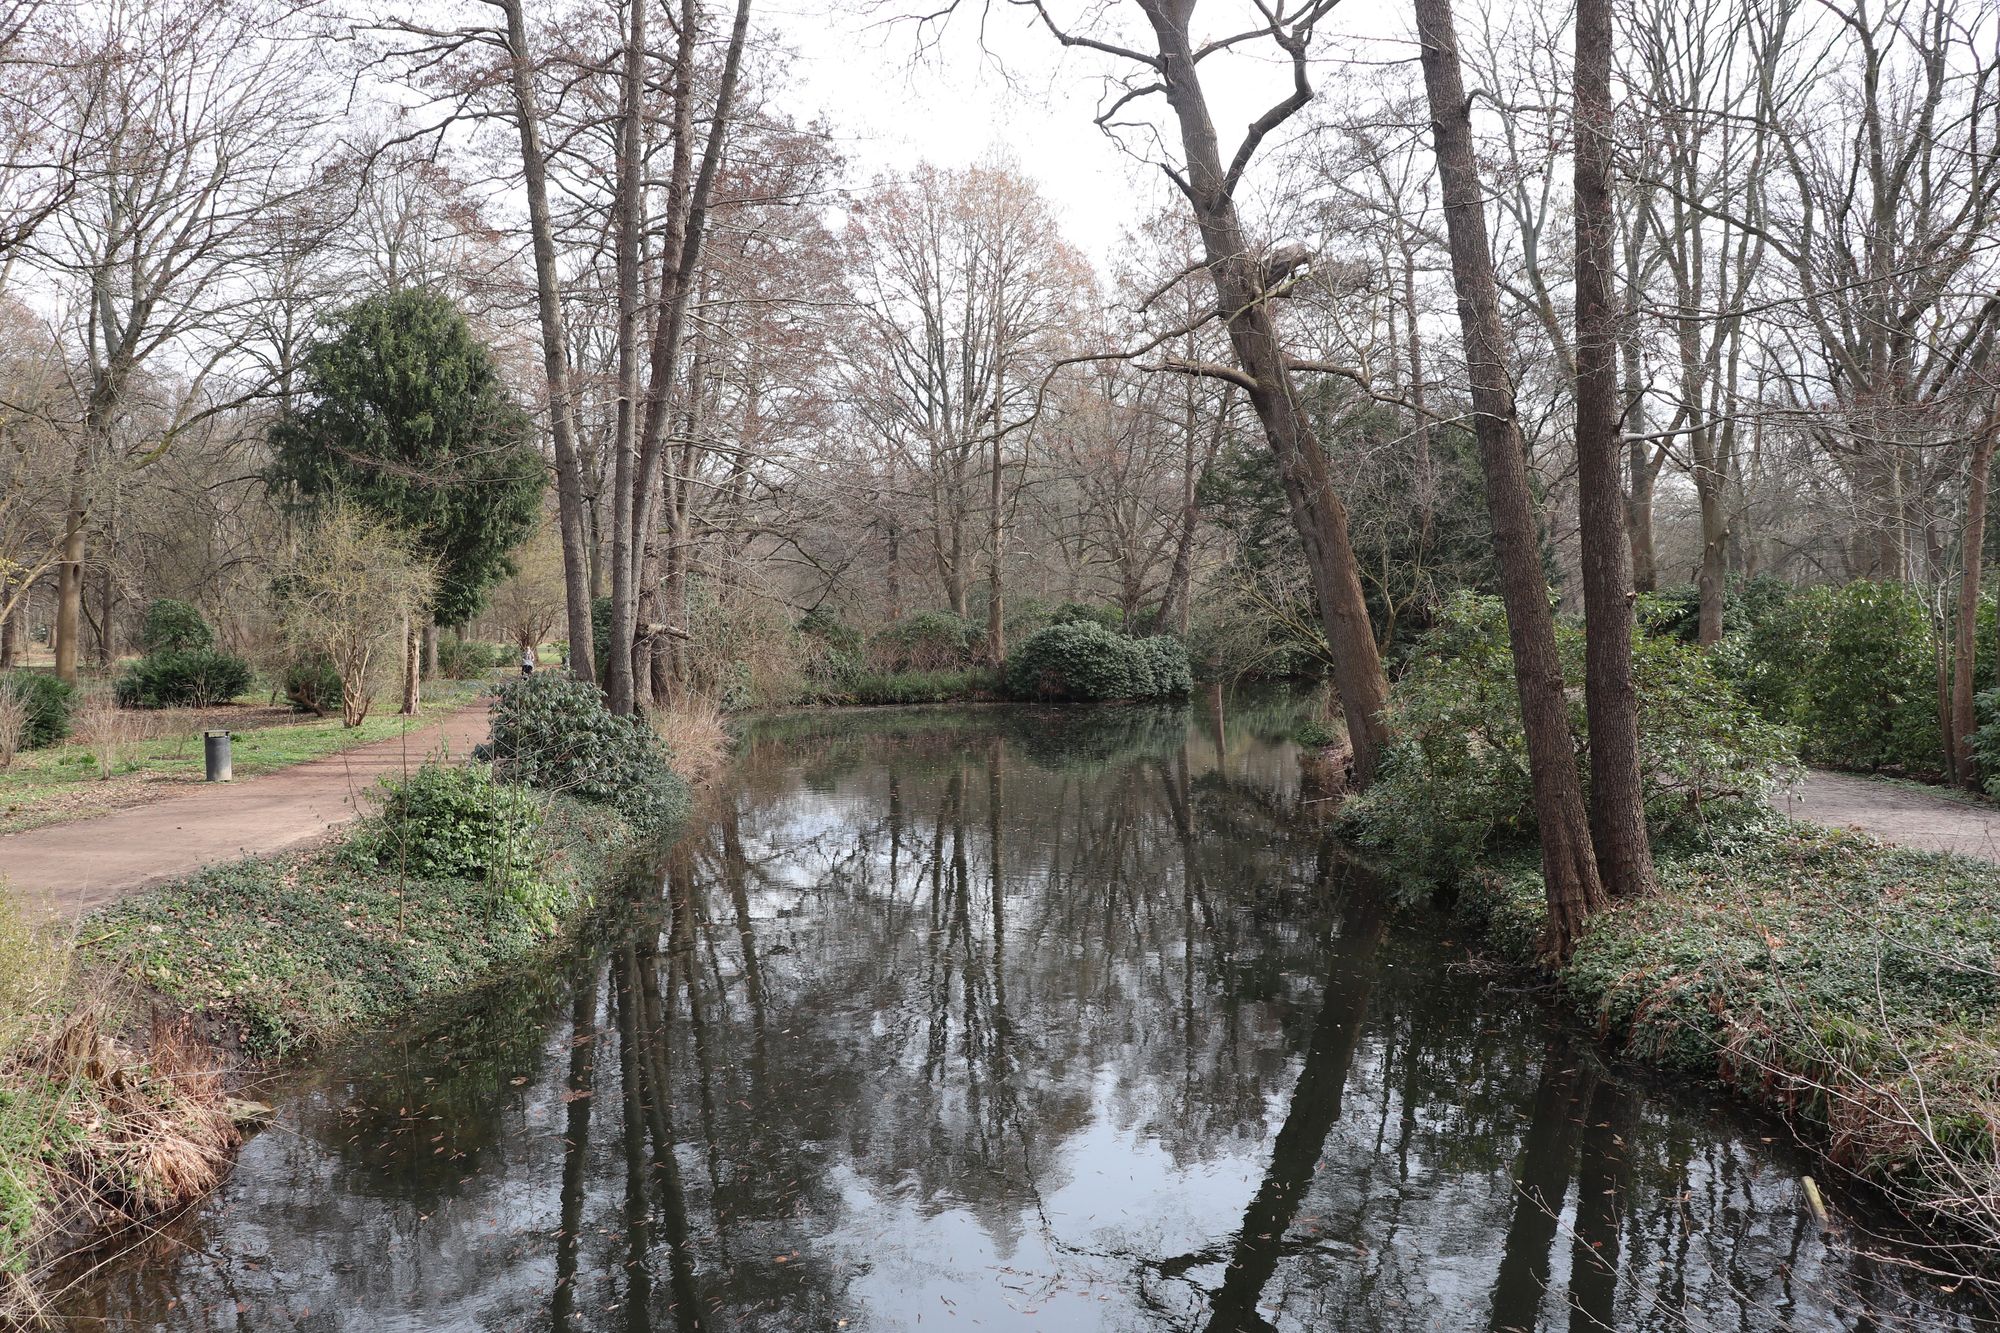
left=204, top=730, right=232, bottom=782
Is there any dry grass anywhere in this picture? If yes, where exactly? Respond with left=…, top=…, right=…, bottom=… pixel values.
left=0, top=902, right=240, bottom=1327
left=70, top=696, right=161, bottom=781
left=650, top=699, right=731, bottom=785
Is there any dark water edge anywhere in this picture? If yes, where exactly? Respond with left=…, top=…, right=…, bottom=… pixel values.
left=53, top=695, right=2000, bottom=1331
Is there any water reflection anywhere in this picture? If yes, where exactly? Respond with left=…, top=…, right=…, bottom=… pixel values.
left=58, top=699, right=1998, bottom=1331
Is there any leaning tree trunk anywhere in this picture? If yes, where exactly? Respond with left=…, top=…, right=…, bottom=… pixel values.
left=1951, top=418, right=1998, bottom=787
left=1573, top=0, right=1656, bottom=898
left=1145, top=10, right=1392, bottom=784
left=1416, top=0, right=1608, bottom=957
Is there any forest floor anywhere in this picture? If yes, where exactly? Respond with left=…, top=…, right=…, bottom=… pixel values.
left=1772, top=767, right=2000, bottom=863
left=0, top=699, right=493, bottom=923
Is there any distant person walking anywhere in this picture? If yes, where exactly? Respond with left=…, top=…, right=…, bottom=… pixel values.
left=521, top=646, right=535, bottom=678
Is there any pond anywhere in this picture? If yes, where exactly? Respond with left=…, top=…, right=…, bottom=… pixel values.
left=56, top=699, right=1997, bottom=1331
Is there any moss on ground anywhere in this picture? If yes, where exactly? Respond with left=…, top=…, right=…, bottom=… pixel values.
left=1447, top=813, right=2000, bottom=1247
left=80, top=794, right=631, bottom=1058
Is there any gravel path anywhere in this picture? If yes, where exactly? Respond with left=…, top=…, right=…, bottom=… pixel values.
left=1771, top=768, right=2000, bottom=865
left=0, top=701, right=492, bottom=923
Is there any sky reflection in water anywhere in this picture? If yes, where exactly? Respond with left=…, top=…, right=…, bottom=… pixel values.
left=58, top=698, right=1999, bottom=1331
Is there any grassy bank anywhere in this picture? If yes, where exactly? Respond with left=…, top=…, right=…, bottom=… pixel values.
left=80, top=793, right=630, bottom=1058
left=0, top=786, right=637, bottom=1322
left=1446, top=813, right=2000, bottom=1270
left=0, top=677, right=712, bottom=1322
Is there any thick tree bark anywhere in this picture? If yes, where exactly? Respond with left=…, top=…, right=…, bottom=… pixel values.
left=1416, top=0, right=1608, bottom=957
left=1573, top=0, right=1657, bottom=898
left=1141, top=3, right=1392, bottom=785
left=498, top=0, right=597, bottom=685
left=1952, top=419, right=1997, bottom=786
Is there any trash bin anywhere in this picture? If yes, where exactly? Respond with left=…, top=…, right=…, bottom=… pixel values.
left=204, top=730, right=232, bottom=782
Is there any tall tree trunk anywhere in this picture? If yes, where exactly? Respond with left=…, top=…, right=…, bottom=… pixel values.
left=1619, top=222, right=1657, bottom=594
left=1573, top=0, right=1656, bottom=898
left=400, top=615, right=420, bottom=716
left=54, top=507, right=83, bottom=686
left=1692, top=420, right=1729, bottom=645
left=628, top=0, right=754, bottom=642
left=1160, top=382, right=1229, bottom=637
left=498, top=0, right=597, bottom=685
left=885, top=523, right=904, bottom=621
left=604, top=0, right=647, bottom=718
left=1952, top=418, right=1998, bottom=787
left=95, top=486, right=118, bottom=667
left=420, top=621, right=438, bottom=680
left=1143, top=7, right=1392, bottom=785
left=985, top=390, right=1006, bottom=665
left=1416, top=0, right=1608, bottom=956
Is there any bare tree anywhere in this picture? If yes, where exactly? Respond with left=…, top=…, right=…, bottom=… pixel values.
left=896, top=0, right=1394, bottom=781
left=30, top=0, right=335, bottom=682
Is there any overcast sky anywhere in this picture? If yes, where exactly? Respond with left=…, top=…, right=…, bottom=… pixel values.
left=760, top=0, right=1414, bottom=268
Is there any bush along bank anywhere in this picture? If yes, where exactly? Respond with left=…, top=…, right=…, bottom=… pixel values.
left=1342, top=594, right=2000, bottom=1273
left=1, top=669, right=698, bottom=1321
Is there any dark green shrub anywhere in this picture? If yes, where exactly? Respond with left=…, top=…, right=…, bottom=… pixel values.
left=797, top=606, right=862, bottom=653
left=138, top=598, right=214, bottom=654
left=6, top=673, right=76, bottom=749
left=799, top=607, right=864, bottom=684
left=1292, top=718, right=1341, bottom=749
left=1135, top=635, right=1193, bottom=697
left=865, top=611, right=982, bottom=672
left=1049, top=601, right=1125, bottom=630
left=1969, top=689, right=2000, bottom=793
left=484, top=670, right=689, bottom=834
left=360, top=761, right=548, bottom=906
left=115, top=647, right=254, bottom=708
left=1007, top=621, right=1140, bottom=699
left=436, top=637, right=502, bottom=679
left=1638, top=576, right=1795, bottom=646
left=1343, top=593, right=1796, bottom=888
left=1005, top=623, right=1191, bottom=702
left=282, top=655, right=344, bottom=715
left=1739, top=581, right=1939, bottom=772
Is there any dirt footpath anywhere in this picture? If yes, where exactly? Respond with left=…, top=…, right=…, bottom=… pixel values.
left=0, top=702, right=492, bottom=923
left=1772, top=768, right=2000, bottom=865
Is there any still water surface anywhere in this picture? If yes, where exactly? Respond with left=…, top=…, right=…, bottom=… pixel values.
left=60, top=701, right=1997, bottom=1330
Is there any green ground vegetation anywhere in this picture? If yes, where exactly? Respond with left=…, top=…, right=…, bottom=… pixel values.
left=1450, top=816, right=2000, bottom=1262
left=1, top=673, right=700, bottom=1312
left=1345, top=594, right=2000, bottom=1263
left=0, top=677, right=484, bottom=830
left=81, top=787, right=628, bottom=1058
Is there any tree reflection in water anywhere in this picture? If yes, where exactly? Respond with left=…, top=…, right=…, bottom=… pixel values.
left=55, top=700, right=2000, bottom=1332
